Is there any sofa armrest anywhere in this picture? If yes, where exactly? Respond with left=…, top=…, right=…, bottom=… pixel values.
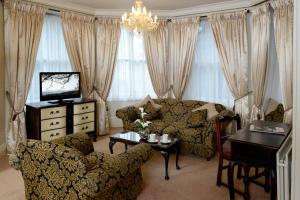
left=201, top=119, right=217, bottom=146
left=53, top=132, right=94, bottom=155
left=116, top=106, right=138, bottom=130
left=83, top=143, right=152, bottom=196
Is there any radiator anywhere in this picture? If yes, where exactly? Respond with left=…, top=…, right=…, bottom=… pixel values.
left=277, top=132, right=293, bottom=200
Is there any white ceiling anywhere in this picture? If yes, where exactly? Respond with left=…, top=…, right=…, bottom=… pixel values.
left=41, top=0, right=235, bottom=10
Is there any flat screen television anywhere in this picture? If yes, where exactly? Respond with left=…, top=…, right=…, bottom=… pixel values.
left=40, top=72, right=81, bottom=103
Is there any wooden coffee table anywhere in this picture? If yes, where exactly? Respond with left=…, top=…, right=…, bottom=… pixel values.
left=109, top=131, right=180, bottom=180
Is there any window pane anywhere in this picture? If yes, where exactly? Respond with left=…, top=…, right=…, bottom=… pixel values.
left=108, top=29, right=156, bottom=101
left=27, top=15, right=72, bottom=103
left=183, top=20, right=234, bottom=108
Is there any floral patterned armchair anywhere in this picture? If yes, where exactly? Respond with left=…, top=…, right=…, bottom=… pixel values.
left=9, top=132, right=152, bottom=200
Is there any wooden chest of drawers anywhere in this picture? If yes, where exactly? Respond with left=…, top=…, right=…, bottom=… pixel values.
left=26, top=98, right=96, bottom=141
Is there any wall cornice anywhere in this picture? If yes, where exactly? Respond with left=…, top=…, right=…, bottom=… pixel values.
left=30, top=0, right=266, bottom=17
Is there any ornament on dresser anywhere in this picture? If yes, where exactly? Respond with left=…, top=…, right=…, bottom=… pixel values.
left=134, top=107, right=151, bottom=140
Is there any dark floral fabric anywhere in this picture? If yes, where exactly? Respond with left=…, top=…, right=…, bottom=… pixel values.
left=265, top=104, right=284, bottom=123
left=186, top=110, right=207, bottom=128
left=116, top=99, right=230, bottom=158
left=9, top=133, right=152, bottom=200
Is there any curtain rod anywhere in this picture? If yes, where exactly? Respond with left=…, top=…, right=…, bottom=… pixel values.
left=33, top=0, right=269, bottom=19
left=166, top=0, right=268, bottom=19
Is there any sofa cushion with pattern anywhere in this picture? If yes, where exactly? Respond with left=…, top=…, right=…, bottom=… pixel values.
left=136, top=101, right=161, bottom=121
left=187, top=109, right=207, bottom=128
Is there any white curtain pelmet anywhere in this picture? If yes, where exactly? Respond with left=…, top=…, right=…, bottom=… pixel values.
left=94, top=18, right=121, bottom=135
left=144, top=20, right=169, bottom=98
left=168, top=17, right=200, bottom=99
left=209, top=11, right=250, bottom=126
left=4, top=0, right=46, bottom=152
left=271, top=0, right=294, bottom=124
left=250, top=4, right=271, bottom=122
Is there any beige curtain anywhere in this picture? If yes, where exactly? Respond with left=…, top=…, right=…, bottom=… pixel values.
left=250, top=4, right=271, bottom=122
left=4, top=0, right=46, bottom=152
left=209, top=11, right=250, bottom=126
left=271, top=0, right=294, bottom=124
left=61, top=12, right=96, bottom=99
left=168, top=17, right=200, bottom=99
left=144, top=20, right=169, bottom=98
left=94, top=18, right=121, bottom=135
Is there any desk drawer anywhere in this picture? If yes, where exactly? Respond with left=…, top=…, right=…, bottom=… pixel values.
left=74, top=103, right=95, bottom=114
left=73, top=112, right=94, bottom=125
left=73, top=122, right=95, bottom=133
left=41, top=117, right=66, bottom=131
left=41, top=128, right=66, bottom=141
left=41, top=106, right=66, bottom=120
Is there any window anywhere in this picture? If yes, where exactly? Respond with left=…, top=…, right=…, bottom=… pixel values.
left=26, top=15, right=72, bottom=103
left=183, top=20, right=234, bottom=107
left=108, top=28, right=156, bottom=101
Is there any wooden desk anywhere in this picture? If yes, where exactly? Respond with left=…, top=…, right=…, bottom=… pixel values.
left=227, top=120, right=291, bottom=200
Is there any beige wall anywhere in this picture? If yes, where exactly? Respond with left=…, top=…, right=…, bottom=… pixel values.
left=0, top=2, right=6, bottom=152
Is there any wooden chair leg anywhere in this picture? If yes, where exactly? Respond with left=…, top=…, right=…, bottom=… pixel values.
left=216, top=158, right=223, bottom=186
left=237, top=165, right=242, bottom=179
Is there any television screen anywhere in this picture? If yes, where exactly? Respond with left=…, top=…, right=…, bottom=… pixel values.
left=40, top=72, right=81, bottom=101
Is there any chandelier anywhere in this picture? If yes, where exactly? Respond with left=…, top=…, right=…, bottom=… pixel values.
left=121, top=0, right=159, bottom=35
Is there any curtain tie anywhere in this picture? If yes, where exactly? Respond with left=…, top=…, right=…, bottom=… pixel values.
left=6, top=91, right=24, bottom=121
left=234, top=91, right=253, bottom=103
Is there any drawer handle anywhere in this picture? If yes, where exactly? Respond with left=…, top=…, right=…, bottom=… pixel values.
left=50, top=133, right=60, bottom=137
left=50, top=111, right=54, bottom=114
left=56, top=110, right=60, bottom=114
left=82, top=127, right=85, bottom=130
left=86, top=106, right=89, bottom=109
left=82, top=107, right=85, bottom=110
left=50, top=122, right=60, bottom=126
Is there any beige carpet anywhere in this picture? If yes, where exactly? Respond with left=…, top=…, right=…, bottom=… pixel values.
left=0, top=129, right=270, bottom=200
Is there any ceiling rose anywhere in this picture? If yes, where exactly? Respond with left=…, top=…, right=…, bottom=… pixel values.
left=121, top=0, right=159, bottom=35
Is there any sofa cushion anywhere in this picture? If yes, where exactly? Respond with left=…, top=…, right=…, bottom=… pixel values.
left=179, top=128, right=203, bottom=144
left=148, top=120, right=166, bottom=135
left=187, top=109, right=207, bottom=128
left=265, top=104, right=284, bottom=123
left=134, top=95, right=162, bottom=111
left=136, top=101, right=160, bottom=121
left=193, top=103, right=219, bottom=120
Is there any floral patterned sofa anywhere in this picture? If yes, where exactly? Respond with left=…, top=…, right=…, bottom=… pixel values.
left=9, top=132, right=152, bottom=200
left=116, top=99, right=233, bottom=159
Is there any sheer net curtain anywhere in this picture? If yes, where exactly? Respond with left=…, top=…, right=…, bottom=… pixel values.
left=183, top=20, right=234, bottom=108
left=27, top=15, right=73, bottom=103
left=108, top=28, right=156, bottom=101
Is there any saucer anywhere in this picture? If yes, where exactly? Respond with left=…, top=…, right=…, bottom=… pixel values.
left=148, top=139, right=159, bottom=144
left=160, top=139, right=172, bottom=144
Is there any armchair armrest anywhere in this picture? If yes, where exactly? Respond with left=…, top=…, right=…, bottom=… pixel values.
left=116, top=106, right=138, bottom=130
left=10, top=140, right=89, bottom=198
left=83, top=143, right=152, bottom=196
left=53, top=132, right=94, bottom=155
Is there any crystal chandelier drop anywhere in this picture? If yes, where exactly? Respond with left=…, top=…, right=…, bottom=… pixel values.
left=121, top=0, right=159, bottom=35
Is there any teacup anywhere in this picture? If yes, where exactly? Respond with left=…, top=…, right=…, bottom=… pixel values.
left=162, top=134, right=168, bottom=142
left=149, top=134, right=156, bottom=142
